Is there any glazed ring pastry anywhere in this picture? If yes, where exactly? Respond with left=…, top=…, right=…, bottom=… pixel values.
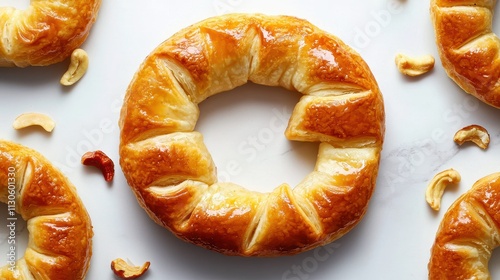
left=119, top=13, right=385, bottom=256
left=0, top=140, right=93, bottom=279
left=428, top=172, right=500, bottom=279
left=431, top=0, right=500, bottom=108
left=0, top=0, right=101, bottom=67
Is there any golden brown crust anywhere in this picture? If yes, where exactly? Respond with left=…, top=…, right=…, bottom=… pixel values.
left=119, top=13, right=385, bottom=256
left=0, top=140, right=93, bottom=279
left=0, top=0, right=101, bottom=67
left=428, top=172, right=500, bottom=279
left=431, top=0, right=500, bottom=107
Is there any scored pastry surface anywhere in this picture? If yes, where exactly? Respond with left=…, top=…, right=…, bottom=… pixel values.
left=431, top=0, right=500, bottom=107
left=0, top=140, right=93, bottom=279
left=0, top=0, right=101, bottom=67
left=119, top=13, right=385, bottom=256
left=429, top=172, right=500, bottom=279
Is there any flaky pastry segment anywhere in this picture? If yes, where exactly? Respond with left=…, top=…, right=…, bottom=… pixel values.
left=429, top=172, right=500, bottom=279
left=0, top=1, right=101, bottom=67
left=431, top=0, right=500, bottom=108
left=119, top=14, right=385, bottom=256
left=0, top=140, right=93, bottom=279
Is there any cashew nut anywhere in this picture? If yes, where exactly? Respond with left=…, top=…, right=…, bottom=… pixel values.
left=111, top=258, right=150, bottom=279
left=425, top=169, right=461, bottom=211
left=60, top=48, right=89, bottom=86
left=12, top=112, right=55, bottom=132
left=395, top=53, right=435, bottom=76
left=453, top=125, right=490, bottom=149
left=81, top=150, right=115, bottom=182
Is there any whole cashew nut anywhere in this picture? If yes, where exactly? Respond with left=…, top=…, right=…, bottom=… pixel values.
left=425, top=169, right=461, bottom=211
left=60, top=49, right=89, bottom=86
left=12, top=112, right=56, bottom=132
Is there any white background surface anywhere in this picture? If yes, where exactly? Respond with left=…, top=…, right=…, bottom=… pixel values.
left=1, top=0, right=500, bottom=279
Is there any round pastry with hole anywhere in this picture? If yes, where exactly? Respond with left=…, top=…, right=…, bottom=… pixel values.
left=0, top=140, right=93, bottom=279
left=429, top=172, right=500, bottom=279
left=0, top=0, right=101, bottom=67
left=431, top=0, right=500, bottom=108
left=119, top=13, right=385, bottom=256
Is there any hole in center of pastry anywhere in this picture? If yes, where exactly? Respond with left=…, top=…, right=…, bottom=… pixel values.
left=489, top=247, right=500, bottom=278
left=196, top=82, right=318, bottom=193
left=0, top=203, right=28, bottom=267
left=0, top=0, right=30, bottom=10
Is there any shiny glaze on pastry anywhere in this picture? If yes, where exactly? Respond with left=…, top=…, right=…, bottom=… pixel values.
left=0, top=0, right=101, bottom=67
left=119, top=13, right=385, bottom=256
left=429, top=172, right=500, bottom=279
left=0, top=140, right=93, bottom=279
left=431, top=0, right=500, bottom=107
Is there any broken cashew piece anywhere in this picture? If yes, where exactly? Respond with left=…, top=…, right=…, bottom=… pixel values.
left=111, top=258, right=150, bottom=279
left=453, top=125, right=490, bottom=149
left=395, top=53, right=435, bottom=76
left=60, top=48, right=89, bottom=86
left=12, top=112, right=55, bottom=132
left=425, top=169, right=461, bottom=211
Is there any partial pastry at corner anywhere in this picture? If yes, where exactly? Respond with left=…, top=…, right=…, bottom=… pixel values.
left=431, top=0, right=500, bottom=108
left=0, top=140, right=93, bottom=280
left=119, top=13, right=385, bottom=256
left=0, top=0, right=101, bottom=67
left=429, top=172, right=500, bottom=279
